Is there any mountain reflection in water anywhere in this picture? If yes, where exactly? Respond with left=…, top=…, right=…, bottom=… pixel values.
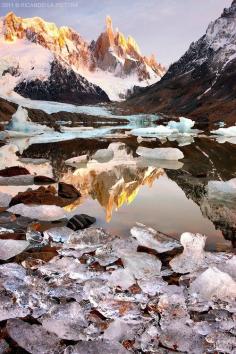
left=62, top=143, right=164, bottom=221
left=22, top=138, right=236, bottom=250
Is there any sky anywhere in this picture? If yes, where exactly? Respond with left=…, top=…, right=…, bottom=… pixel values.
left=0, top=0, right=232, bottom=66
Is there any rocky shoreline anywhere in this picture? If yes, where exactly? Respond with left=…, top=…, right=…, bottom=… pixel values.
left=0, top=143, right=235, bottom=353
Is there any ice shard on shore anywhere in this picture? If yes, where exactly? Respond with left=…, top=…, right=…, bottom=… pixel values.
left=130, top=223, right=181, bottom=253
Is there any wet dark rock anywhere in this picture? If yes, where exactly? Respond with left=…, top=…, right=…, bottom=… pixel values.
left=0, top=166, right=30, bottom=177
left=33, top=176, right=56, bottom=185
left=58, top=182, right=81, bottom=199
left=67, top=214, right=96, bottom=231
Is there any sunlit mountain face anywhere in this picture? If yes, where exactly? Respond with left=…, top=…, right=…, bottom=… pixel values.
left=0, top=12, right=165, bottom=102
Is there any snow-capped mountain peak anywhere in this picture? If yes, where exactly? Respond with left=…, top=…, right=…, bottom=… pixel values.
left=0, top=12, right=165, bottom=102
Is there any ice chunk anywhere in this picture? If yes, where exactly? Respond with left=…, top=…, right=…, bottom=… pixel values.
left=211, top=125, right=236, bottom=137
left=44, top=226, right=78, bottom=243
left=137, top=156, right=184, bottom=170
left=139, top=324, right=160, bottom=352
left=0, top=239, right=29, bottom=260
left=0, top=292, right=29, bottom=321
left=137, top=276, right=168, bottom=296
left=65, top=154, right=88, bottom=167
left=206, top=331, right=236, bottom=354
left=39, top=256, right=101, bottom=281
left=92, top=149, right=114, bottom=162
left=7, top=319, right=65, bottom=354
left=65, top=228, right=116, bottom=250
left=0, top=339, right=9, bottom=354
left=130, top=223, right=181, bottom=253
left=121, top=252, right=162, bottom=279
left=5, top=106, right=53, bottom=137
left=103, top=318, right=138, bottom=342
left=189, top=267, right=236, bottom=302
left=108, top=269, right=135, bottom=289
left=208, top=178, right=236, bottom=200
left=168, top=117, right=195, bottom=133
left=136, top=147, right=184, bottom=160
left=170, top=232, right=207, bottom=273
left=0, top=175, right=34, bottom=186
left=0, top=144, right=20, bottom=170
left=40, top=302, right=88, bottom=340
left=94, top=244, right=119, bottom=266
left=0, top=191, right=12, bottom=207
left=131, top=117, right=199, bottom=139
left=158, top=292, right=205, bottom=353
left=7, top=204, right=67, bottom=221
left=131, top=125, right=175, bottom=137
left=64, top=340, right=129, bottom=354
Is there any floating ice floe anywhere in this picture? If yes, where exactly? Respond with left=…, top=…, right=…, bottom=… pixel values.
left=0, top=239, right=29, bottom=260
left=211, top=125, right=236, bottom=137
left=211, top=125, right=236, bottom=144
left=0, top=175, right=34, bottom=186
left=65, top=154, right=88, bottom=167
left=0, top=144, right=53, bottom=177
left=92, top=148, right=114, bottom=162
left=5, top=106, right=53, bottom=137
left=136, top=147, right=184, bottom=160
left=207, top=178, right=236, bottom=201
left=0, top=191, right=12, bottom=207
left=130, top=223, right=181, bottom=253
left=131, top=117, right=200, bottom=145
left=7, top=204, right=67, bottom=221
left=60, top=126, right=94, bottom=132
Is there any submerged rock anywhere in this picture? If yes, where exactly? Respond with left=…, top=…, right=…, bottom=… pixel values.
left=67, top=214, right=96, bottom=231
left=9, top=185, right=79, bottom=208
left=0, top=166, right=30, bottom=177
left=58, top=182, right=81, bottom=199
left=34, top=175, right=56, bottom=184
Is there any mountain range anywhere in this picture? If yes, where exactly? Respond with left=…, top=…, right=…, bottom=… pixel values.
left=126, top=0, right=236, bottom=124
left=0, top=1, right=236, bottom=124
left=0, top=12, right=165, bottom=103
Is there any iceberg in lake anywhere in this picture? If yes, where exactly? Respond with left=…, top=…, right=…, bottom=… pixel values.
left=207, top=178, right=236, bottom=201
left=211, top=125, right=236, bottom=137
left=131, top=117, right=200, bottom=142
left=136, top=146, right=184, bottom=160
left=5, top=106, right=53, bottom=137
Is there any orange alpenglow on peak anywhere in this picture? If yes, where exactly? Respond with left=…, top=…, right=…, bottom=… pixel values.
left=106, top=15, right=113, bottom=30
left=93, top=15, right=165, bottom=78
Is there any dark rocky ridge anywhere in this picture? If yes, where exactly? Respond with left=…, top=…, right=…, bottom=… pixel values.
left=14, top=60, right=110, bottom=105
left=125, top=0, right=236, bottom=125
